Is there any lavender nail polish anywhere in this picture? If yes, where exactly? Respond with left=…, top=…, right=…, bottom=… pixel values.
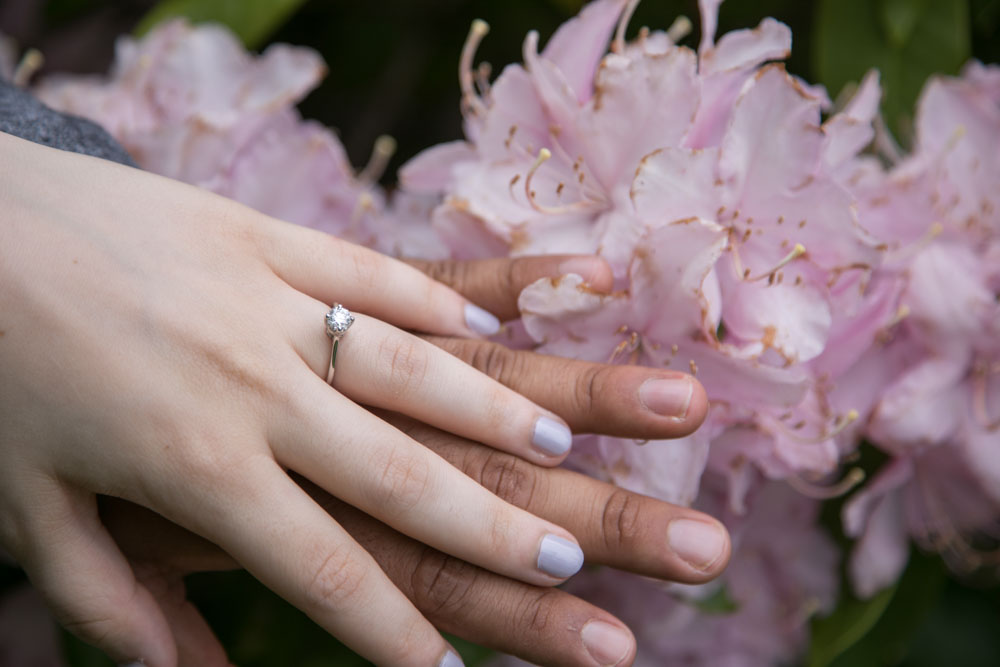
left=532, top=416, right=572, bottom=456
left=438, top=649, right=465, bottom=667
left=537, top=534, right=584, bottom=578
left=464, top=303, right=501, bottom=336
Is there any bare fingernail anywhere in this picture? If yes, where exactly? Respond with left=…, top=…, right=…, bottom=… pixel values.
left=558, top=256, right=607, bottom=284
left=532, top=416, right=572, bottom=456
left=537, top=533, right=584, bottom=578
left=464, top=303, right=501, bottom=336
left=581, top=620, right=633, bottom=666
left=638, top=377, right=693, bottom=420
left=667, top=519, right=727, bottom=570
left=438, top=649, right=464, bottom=667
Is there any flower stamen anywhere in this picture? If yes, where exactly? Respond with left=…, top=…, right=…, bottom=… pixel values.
left=358, top=135, right=396, bottom=185
left=522, top=148, right=603, bottom=215
left=788, top=467, right=865, bottom=499
left=613, top=0, right=642, bottom=54
left=666, top=16, right=693, bottom=43
left=460, top=20, right=490, bottom=117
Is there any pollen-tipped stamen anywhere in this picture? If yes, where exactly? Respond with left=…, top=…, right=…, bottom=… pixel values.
left=885, top=222, right=943, bottom=264
left=734, top=243, right=807, bottom=282
left=788, top=467, right=865, bottom=499
left=460, top=19, right=490, bottom=117
left=358, top=135, right=397, bottom=185
left=666, top=16, right=693, bottom=43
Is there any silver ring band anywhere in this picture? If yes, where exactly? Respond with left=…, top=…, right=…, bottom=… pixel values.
left=324, top=304, right=354, bottom=385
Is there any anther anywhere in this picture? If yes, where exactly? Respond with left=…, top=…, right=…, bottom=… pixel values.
left=666, top=16, right=693, bottom=43
left=358, top=135, right=396, bottom=184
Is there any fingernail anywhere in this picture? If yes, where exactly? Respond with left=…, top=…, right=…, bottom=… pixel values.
left=464, top=303, right=501, bottom=336
left=558, top=257, right=607, bottom=284
left=581, top=620, right=633, bottom=666
left=638, top=377, right=693, bottom=420
left=438, top=649, right=465, bottom=667
left=532, top=416, right=572, bottom=456
left=537, top=534, right=584, bottom=578
left=667, top=519, right=727, bottom=570
left=118, top=662, right=144, bottom=667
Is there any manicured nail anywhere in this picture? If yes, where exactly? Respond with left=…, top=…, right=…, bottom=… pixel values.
left=667, top=519, right=727, bottom=570
left=438, top=649, right=465, bottom=667
left=581, top=620, right=633, bottom=666
left=638, top=377, right=693, bottom=420
left=558, top=256, right=606, bottom=284
left=464, top=303, right=501, bottom=336
left=532, top=416, right=572, bottom=456
left=537, top=534, right=584, bottom=578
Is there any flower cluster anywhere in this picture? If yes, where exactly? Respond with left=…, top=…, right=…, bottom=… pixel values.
left=29, top=2, right=1000, bottom=664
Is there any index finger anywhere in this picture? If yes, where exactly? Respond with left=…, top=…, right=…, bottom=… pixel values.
left=425, top=338, right=709, bottom=439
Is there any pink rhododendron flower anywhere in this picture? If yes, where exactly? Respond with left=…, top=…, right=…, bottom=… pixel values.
left=838, top=60, right=1000, bottom=598
left=33, top=20, right=419, bottom=250
left=20, top=1, right=1000, bottom=663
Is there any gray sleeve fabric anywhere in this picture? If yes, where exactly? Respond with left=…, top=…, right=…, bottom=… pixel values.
left=0, top=79, right=136, bottom=167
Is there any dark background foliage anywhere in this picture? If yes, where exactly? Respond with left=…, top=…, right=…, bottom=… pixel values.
left=1, top=0, right=999, bottom=665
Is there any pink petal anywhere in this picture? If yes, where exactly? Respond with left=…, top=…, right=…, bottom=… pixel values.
left=631, top=146, right=723, bottom=224
left=699, top=18, right=792, bottom=76
left=578, top=46, right=700, bottom=189
left=719, top=64, right=823, bottom=197
left=848, top=489, right=910, bottom=598
left=823, top=70, right=881, bottom=170
left=399, top=140, right=476, bottom=193
left=631, top=217, right=729, bottom=339
left=541, top=0, right=627, bottom=103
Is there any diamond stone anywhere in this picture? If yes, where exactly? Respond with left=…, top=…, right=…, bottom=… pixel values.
left=325, top=304, right=354, bottom=336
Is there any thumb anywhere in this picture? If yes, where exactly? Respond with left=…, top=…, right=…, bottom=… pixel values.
left=407, top=255, right=613, bottom=321
left=14, top=483, right=177, bottom=667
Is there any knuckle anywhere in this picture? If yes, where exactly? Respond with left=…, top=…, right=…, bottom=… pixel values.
left=409, top=546, right=482, bottom=619
left=476, top=450, right=539, bottom=509
left=370, top=448, right=432, bottom=515
left=61, top=611, right=120, bottom=649
left=162, top=431, right=243, bottom=492
left=304, top=546, right=368, bottom=610
left=518, top=588, right=562, bottom=637
left=601, top=489, right=643, bottom=551
left=421, top=259, right=464, bottom=289
left=573, top=365, right=606, bottom=418
left=376, top=334, right=430, bottom=398
left=468, top=341, right=522, bottom=386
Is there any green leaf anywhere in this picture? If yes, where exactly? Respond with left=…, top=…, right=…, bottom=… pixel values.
left=879, top=0, right=927, bottom=47
left=135, top=0, right=308, bottom=48
left=808, top=549, right=948, bottom=667
left=808, top=582, right=897, bottom=667
left=813, top=0, right=971, bottom=146
left=694, top=584, right=741, bottom=615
